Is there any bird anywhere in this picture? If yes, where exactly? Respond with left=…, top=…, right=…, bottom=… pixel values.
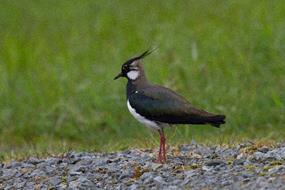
left=114, top=49, right=226, bottom=163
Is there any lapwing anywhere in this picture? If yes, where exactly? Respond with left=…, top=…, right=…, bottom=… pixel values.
left=114, top=49, right=226, bottom=163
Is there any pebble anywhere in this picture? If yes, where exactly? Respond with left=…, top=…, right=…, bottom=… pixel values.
left=153, top=176, right=165, bottom=185
left=150, top=163, right=163, bottom=170
left=27, top=157, right=42, bottom=165
left=0, top=143, right=284, bottom=189
left=129, top=184, right=138, bottom=190
left=205, top=159, right=226, bottom=166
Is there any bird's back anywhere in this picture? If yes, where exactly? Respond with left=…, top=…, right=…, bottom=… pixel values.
left=128, top=84, right=225, bottom=127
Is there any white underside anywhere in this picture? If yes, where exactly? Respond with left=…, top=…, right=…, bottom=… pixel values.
left=127, top=100, right=160, bottom=130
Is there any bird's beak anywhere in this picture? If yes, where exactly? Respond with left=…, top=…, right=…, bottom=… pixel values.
left=114, top=72, right=123, bottom=80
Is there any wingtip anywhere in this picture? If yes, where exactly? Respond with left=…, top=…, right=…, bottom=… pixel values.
left=210, top=114, right=226, bottom=128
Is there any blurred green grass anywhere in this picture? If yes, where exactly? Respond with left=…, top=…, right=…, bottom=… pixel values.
left=0, top=0, right=284, bottom=157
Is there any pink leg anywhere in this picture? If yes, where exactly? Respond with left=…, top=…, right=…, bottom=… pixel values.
left=156, top=129, right=166, bottom=163
left=160, top=129, right=167, bottom=162
left=156, top=131, right=163, bottom=163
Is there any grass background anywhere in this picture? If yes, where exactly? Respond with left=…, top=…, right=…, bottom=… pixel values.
left=0, top=0, right=284, bottom=159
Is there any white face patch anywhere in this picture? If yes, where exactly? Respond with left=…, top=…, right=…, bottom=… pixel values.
left=127, top=70, right=140, bottom=80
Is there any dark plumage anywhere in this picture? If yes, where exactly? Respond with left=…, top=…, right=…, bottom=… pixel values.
left=128, top=85, right=225, bottom=127
left=114, top=49, right=226, bottom=163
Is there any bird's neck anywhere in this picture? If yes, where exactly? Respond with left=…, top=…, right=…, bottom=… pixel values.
left=126, top=70, right=149, bottom=99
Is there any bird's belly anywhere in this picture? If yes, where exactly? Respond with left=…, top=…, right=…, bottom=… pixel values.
left=127, top=100, right=160, bottom=130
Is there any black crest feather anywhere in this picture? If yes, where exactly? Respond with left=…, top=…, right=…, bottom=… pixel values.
left=135, top=47, right=157, bottom=60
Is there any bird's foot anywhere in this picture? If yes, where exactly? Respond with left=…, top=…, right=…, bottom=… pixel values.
left=155, top=157, right=165, bottom=164
left=155, top=153, right=166, bottom=164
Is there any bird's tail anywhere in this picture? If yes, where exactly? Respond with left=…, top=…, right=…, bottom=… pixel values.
left=207, top=114, right=226, bottom=128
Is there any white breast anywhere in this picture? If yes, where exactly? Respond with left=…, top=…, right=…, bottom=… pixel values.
left=127, top=100, right=159, bottom=129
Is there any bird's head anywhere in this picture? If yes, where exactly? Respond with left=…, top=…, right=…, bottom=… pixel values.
left=114, top=49, right=155, bottom=81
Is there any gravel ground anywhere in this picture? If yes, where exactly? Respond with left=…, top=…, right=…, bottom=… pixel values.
left=1, top=142, right=285, bottom=190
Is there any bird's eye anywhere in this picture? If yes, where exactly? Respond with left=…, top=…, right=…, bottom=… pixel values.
left=122, top=65, right=128, bottom=70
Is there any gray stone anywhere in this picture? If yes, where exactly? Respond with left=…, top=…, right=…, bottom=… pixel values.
left=2, top=169, right=17, bottom=179
left=202, top=165, right=212, bottom=171
left=77, top=177, right=95, bottom=189
left=44, top=165, right=57, bottom=175
left=118, top=173, right=130, bottom=180
left=30, top=168, right=46, bottom=177
left=68, top=180, right=79, bottom=189
left=150, top=163, right=163, bottom=171
left=233, top=159, right=245, bottom=165
left=27, top=157, right=42, bottom=165
left=47, top=176, right=62, bottom=186
left=14, top=181, right=26, bottom=189
left=24, top=181, right=35, bottom=190
left=258, top=147, right=269, bottom=153
left=57, top=183, right=68, bottom=189
left=153, top=176, right=165, bottom=186
left=69, top=164, right=87, bottom=174
left=1, top=144, right=285, bottom=190
left=184, top=170, right=196, bottom=178
left=205, top=160, right=226, bottom=167
left=140, top=172, right=154, bottom=181
left=129, top=184, right=138, bottom=190
left=69, top=170, right=82, bottom=177
left=242, top=173, right=253, bottom=178
left=268, top=166, right=284, bottom=174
